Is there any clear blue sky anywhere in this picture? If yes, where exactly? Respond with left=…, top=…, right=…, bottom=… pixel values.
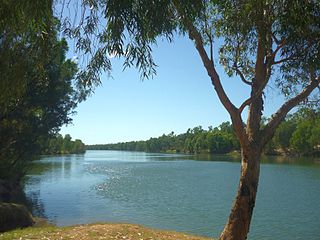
left=60, top=35, right=285, bottom=144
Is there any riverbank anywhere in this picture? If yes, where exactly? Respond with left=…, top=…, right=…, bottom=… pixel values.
left=0, top=223, right=213, bottom=240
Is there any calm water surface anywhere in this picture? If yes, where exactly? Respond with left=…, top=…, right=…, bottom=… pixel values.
left=24, top=150, right=320, bottom=239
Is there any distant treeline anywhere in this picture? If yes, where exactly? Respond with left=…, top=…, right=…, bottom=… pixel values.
left=88, top=122, right=239, bottom=154
left=87, top=109, right=320, bottom=156
left=39, top=134, right=86, bottom=155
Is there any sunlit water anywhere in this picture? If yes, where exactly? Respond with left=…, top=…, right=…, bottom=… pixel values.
left=24, top=150, right=320, bottom=239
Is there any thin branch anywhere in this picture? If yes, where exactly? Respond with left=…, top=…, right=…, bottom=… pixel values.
left=273, top=40, right=314, bottom=65
left=261, top=76, right=320, bottom=146
left=272, top=56, right=295, bottom=65
left=204, top=30, right=214, bottom=65
left=238, top=63, right=270, bottom=114
left=268, top=33, right=287, bottom=66
left=271, top=40, right=286, bottom=59
left=234, top=65, right=252, bottom=86
left=209, top=33, right=214, bottom=64
left=238, top=83, right=265, bottom=113
left=60, top=0, right=66, bottom=21
left=203, top=1, right=213, bottom=65
left=271, top=32, right=283, bottom=45
left=233, top=41, right=252, bottom=86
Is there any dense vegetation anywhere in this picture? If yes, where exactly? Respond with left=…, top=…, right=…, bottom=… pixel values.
left=87, top=122, right=239, bottom=154
left=0, top=36, right=79, bottom=182
left=266, top=109, right=320, bottom=156
left=39, top=134, right=86, bottom=155
left=0, top=1, right=85, bottom=183
left=88, top=109, right=320, bottom=157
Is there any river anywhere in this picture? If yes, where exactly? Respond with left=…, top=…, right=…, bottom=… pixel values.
left=24, top=150, right=320, bottom=239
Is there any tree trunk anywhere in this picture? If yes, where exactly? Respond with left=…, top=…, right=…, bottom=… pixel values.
left=219, top=145, right=261, bottom=240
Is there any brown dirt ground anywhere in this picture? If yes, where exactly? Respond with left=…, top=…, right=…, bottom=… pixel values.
left=0, top=223, right=214, bottom=240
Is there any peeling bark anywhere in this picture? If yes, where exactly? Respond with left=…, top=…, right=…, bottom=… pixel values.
left=219, top=146, right=261, bottom=240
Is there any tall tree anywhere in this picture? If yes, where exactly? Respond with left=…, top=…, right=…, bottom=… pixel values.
left=0, top=35, right=79, bottom=182
left=0, top=0, right=82, bottom=182
left=63, top=1, right=320, bottom=239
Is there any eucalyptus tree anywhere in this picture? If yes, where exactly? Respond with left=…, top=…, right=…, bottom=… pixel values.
left=63, top=0, right=320, bottom=239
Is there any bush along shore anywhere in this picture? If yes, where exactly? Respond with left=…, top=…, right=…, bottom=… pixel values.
left=39, top=134, right=86, bottom=155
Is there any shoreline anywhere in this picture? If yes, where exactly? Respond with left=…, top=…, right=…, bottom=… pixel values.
left=85, top=148, right=320, bottom=158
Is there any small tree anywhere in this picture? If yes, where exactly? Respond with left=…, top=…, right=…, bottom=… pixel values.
left=63, top=1, right=320, bottom=239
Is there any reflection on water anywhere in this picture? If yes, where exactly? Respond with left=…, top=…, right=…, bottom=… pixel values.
left=24, top=150, right=320, bottom=239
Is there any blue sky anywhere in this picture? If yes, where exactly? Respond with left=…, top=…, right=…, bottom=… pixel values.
left=60, top=35, right=285, bottom=144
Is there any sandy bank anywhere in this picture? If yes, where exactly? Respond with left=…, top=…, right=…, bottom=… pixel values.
left=0, top=223, right=214, bottom=240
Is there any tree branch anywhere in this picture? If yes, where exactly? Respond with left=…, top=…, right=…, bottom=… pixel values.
left=172, top=0, right=248, bottom=145
left=246, top=32, right=268, bottom=140
left=238, top=83, right=265, bottom=113
left=244, top=32, right=273, bottom=115
left=272, top=56, right=296, bottom=65
left=261, top=77, right=320, bottom=146
left=271, top=32, right=280, bottom=45
left=234, top=66, right=252, bottom=86
left=272, top=40, right=313, bottom=66
left=233, top=41, right=252, bottom=86
left=270, top=39, right=286, bottom=59
left=203, top=2, right=214, bottom=65
left=205, top=29, right=214, bottom=64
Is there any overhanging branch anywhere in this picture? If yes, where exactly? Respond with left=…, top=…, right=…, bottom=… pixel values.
left=172, top=0, right=248, bottom=145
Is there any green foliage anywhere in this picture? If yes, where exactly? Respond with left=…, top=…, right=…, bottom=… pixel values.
left=206, top=132, right=234, bottom=154
left=211, top=0, right=320, bottom=98
left=0, top=3, right=81, bottom=182
left=39, top=134, right=86, bottom=155
left=266, top=109, right=320, bottom=156
left=289, top=112, right=320, bottom=155
left=89, top=111, right=320, bottom=157
left=61, top=1, right=320, bottom=103
left=289, top=120, right=314, bottom=154
left=272, top=120, right=297, bottom=151
left=87, top=122, right=240, bottom=154
left=0, top=0, right=54, bottom=106
left=61, top=0, right=204, bottom=83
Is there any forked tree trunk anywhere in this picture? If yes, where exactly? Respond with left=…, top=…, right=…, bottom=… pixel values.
left=170, top=4, right=320, bottom=239
left=219, top=145, right=262, bottom=240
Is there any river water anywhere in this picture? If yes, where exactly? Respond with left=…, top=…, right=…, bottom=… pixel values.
left=24, top=150, right=320, bottom=239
